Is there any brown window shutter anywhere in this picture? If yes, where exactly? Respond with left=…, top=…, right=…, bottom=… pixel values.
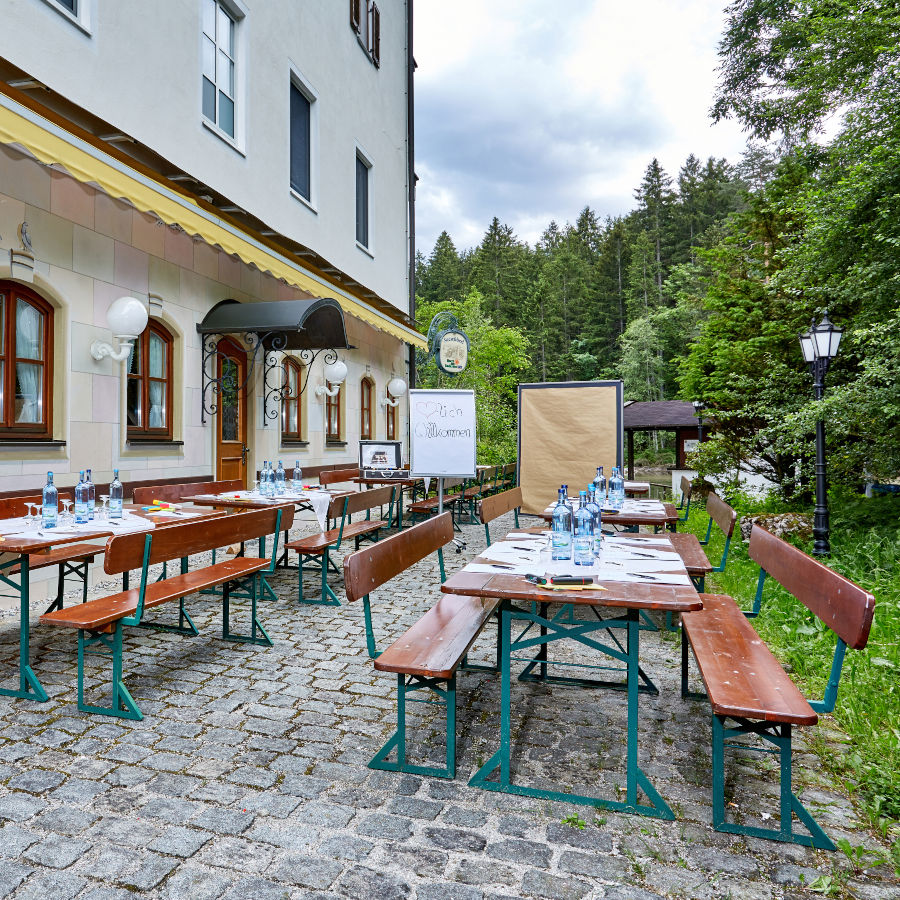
left=371, top=3, right=381, bottom=66
left=350, top=0, right=361, bottom=33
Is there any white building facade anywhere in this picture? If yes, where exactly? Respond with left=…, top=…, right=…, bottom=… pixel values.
left=0, top=0, right=422, bottom=506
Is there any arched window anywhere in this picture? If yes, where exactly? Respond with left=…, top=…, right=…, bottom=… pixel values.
left=360, top=377, right=373, bottom=439
left=386, top=400, right=397, bottom=441
left=127, top=320, right=173, bottom=439
left=325, top=382, right=342, bottom=442
left=282, top=357, right=303, bottom=440
left=0, top=282, right=53, bottom=438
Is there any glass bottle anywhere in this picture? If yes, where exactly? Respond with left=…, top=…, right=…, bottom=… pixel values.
left=85, top=468, right=96, bottom=519
left=260, top=461, right=270, bottom=496
left=41, top=471, right=58, bottom=529
left=610, top=466, right=625, bottom=509
left=275, top=460, right=286, bottom=494
left=109, top=469, right=123, bottom=519
left=584, top=486, right=603, bottom=554
left=551, top=487, right=573, bottom=561
left=592, top=466, right=607, bottom=504
left=573, top=490, right=595, bottom=566
left=294, top=459, right=302, bottom=488
left=74, top=471, right=89, bottom=524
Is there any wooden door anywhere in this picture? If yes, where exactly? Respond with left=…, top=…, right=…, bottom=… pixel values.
left=215, top=338, right=249, bottom=486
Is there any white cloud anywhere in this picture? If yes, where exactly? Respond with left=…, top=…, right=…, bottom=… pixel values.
left=414, top=0, right=749, bottom=253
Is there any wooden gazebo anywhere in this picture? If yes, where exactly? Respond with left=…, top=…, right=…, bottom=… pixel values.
left=623, top=401, right=705, bottom=478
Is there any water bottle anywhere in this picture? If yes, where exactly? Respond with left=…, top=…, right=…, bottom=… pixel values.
left=275, top=460, right=286, bottom=494
left=41, top=471, right=58, bottom=529
left=294, top=459, right=302, bottom=488
left=260, top=461, right=270, bottom=496
left=584, top=486, right=603, bottom=554
left=573, top=490, right=594, bottom=565
left=592, top=466, right=607, bottom=504
left=85, top=468, right=95, bottom=519
left=109, top=469, right=123, bottom=519
left=551, top=487, right=573, bottom=560
left=561, top=483, right=575, bottom=530
left=610, top=467, right=625, bottom=509
left=74, top=471, right=89, bottom=524
left=267, top=462, right=277, bottom=496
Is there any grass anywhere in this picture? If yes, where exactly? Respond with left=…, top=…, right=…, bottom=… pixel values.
left=682, top=489, right=900, bottom=839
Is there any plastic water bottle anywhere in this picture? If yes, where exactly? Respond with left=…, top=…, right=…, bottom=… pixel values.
left=85, top=468, right=95, bottom=519
left=573, top=490, right=595, bottom=565
left=551, top=487, right=573, bottom=560
left=592, top=466, right=607, bottom=504
left=41, top=471, right=58, bottom=529
left=584, top=486, right=603, bottom=553
left=74, top=471, right=89, bottom=524
left=109, top=469, right=123, bottom=519
left=610, top=467, right=625, bottom=509
left=275, top=460, right=286, bottom=494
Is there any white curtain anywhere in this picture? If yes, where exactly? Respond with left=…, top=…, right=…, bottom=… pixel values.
left=148, top=333, right=165, bottom=428
left=15, top=300, right=42, bottom=423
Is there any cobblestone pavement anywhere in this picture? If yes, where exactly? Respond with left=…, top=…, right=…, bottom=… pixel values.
left=0, top=511, right=897, bottom=899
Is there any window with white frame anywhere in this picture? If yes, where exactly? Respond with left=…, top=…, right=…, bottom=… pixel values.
left=355, top=152, right=371, bottom=249
left=202, top=0, right=237, bottom=139
left=40, top=0, right=92, bottom=30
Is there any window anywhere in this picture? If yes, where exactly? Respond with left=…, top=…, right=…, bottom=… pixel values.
left=54, top=0, right=77, bottom=11
left=360, top=378, right=373, bottom=439
left=127, top=320, right=173, bottom=439
left=386, top=401, right=397, bottom=441
left=202, top=0, right=237, bottom=138
left=0, top=283, right=53, bottom=438
left=325, top=383, right=342, bottom=441
left=290, top=81, right=312, bottom=201
left=356, top=154, right=370, bottom=248
left=281, top=357, right=303, bottom=440
left=350, top=0, right=380, bottom=67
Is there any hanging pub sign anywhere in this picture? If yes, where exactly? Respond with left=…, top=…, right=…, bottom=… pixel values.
left=436, top=329, right=469, bottom=374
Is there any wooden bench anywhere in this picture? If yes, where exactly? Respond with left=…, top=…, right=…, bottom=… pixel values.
left=319, top=467, right=361, bottom=488
left=681, top=525, right=875, bottom=849
left=407, top=477, right=465, bottom=527
left=285, top=485, right=394, bottom=605
left=0, top=494, right=99, bottom=614
left=40, top=505, right=293, bottom=720
left=675, top=475, right=693, bottom=525
left=344, top=512, right=499, bottom=778
left=132, top=479, right=243, bottom=506
left=477, top=486, right=522, bottom=546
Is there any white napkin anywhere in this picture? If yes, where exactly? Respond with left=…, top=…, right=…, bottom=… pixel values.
left=0, top=516, right=31, bottom=535
left=594, top=569, right=691, bottom=585
left=464, top=562, right=534, bottom=575
left=480, top=543, right=542, bottom=565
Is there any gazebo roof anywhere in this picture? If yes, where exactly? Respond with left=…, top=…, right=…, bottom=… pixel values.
left=624, top=400, right=700, bottom=431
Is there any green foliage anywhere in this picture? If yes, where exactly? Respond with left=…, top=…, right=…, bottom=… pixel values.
left=561, top=813, right=586, bottom=830
left=415, top=289, right=528, bottom=464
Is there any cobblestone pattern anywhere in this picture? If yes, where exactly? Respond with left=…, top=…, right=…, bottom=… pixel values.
left=0, top=509, right=897, bottom=899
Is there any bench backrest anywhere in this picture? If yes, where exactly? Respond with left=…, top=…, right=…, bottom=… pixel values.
left=479, top=487, right=522, bottom=525
left=680, top=476, right=692, bottom=502
left=343, top=512, right=453, bottom=603
left=705, top=492, right=737, bottom=540
left=319, top=467, right=360, bottom=487
left=0, top=493, right=73, bottom=518
left=749, top=525, right=874, bottom=651
left=328, top=484, right=394, bottom=520
left=133, top=480, right=242, bottom=505
left=103, top=505, right=295, bottom=575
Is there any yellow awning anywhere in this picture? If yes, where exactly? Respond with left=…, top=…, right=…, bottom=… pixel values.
left=0, top=93, right=427, bottom=349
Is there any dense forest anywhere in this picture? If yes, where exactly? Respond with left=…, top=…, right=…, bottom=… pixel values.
left=416, top=0, right=900, bottom=496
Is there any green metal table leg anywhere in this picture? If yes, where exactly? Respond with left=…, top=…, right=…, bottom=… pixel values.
left=0, top=556, right=48, bottom=702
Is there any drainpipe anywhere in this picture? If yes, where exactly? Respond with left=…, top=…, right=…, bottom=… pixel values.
left=406, top=0, right=417, bottom=388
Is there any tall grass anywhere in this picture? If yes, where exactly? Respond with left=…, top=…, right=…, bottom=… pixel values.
left=683, top=490, right=900, bottom=831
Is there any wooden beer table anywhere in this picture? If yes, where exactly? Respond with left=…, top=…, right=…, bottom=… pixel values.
left=539, top=499, right=679, bottom=532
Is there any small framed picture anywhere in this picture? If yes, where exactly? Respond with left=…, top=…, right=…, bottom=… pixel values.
left=359, top=440, right=402, bottom=470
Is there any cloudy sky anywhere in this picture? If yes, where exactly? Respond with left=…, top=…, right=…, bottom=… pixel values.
left=414, top=0, right=750, bottom=254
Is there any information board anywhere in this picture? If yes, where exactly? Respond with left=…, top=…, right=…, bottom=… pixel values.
left=409, top=388, right=477, bottom=478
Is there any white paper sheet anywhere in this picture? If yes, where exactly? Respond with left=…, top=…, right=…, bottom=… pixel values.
left=464, top=562, right=535, bottom=575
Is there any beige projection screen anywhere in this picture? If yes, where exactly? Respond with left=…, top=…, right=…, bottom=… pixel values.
left=518, top=381, right=624, bottom=515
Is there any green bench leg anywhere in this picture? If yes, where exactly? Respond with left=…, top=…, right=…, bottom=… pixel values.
left=711, top=715, right=835, bottom=850
left=222, top=575, right=273, bottom=647
left=77, top=624, right=142, bottom=720
left=297, top=550, right=341, bottom=606
left=369, top=673, right=457, bottom=779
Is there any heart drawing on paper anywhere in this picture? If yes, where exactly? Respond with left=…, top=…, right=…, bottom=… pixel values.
left=416, top=401, right=441, bottom=420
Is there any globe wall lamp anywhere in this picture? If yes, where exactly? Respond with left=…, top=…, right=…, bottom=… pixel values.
left=380, top=376, right=407, bottom=408
left=315, top=359, right=348, bottom=399
left=692, top=399, right=704, bottom=442
left=799, top=311, right=843, bottom=556
left=90, top=295, right=149, bottom=362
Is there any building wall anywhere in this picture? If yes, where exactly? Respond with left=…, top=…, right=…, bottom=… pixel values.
left=0, top=143, right=409, bottom=499
left=2, top=0, right=411, bottom=311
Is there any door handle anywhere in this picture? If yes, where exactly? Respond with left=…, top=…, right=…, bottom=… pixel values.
left=241, top=445, right=250, bottom=463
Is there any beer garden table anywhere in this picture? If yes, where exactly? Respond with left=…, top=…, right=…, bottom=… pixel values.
left=0, top=504, right=226, bottom=704
left=539, top=497, right=679, bottom=532
left=440, top=528, right=701, bottom=819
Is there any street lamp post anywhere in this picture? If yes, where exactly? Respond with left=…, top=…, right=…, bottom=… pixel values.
left=799, top=312, right=843, bottom=556
left=692, top=399, right=704, bottom=443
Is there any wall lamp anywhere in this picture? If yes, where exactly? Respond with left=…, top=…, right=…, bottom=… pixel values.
left=90, top=295, right=149, bottom=362
left=380, top=376, right=408, bottom=408
left=315, top=359, right=348, bottom=399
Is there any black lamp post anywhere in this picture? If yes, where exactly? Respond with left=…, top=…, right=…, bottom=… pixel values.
left=692, top=399, right=704, bottom=442
left=799, top=312, right=843, bottom=556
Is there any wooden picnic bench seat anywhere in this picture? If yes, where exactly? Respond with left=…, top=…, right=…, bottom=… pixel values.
left=0, top=493, right=99, bottom=614
left=40, top=505, right=293, bottom=721
left=285, top=485, right=394, bottom=605
left=681, top=525, right=875, bottom=850
left=344, top=512, right=496, bottom=778
left=478, top=486, right=521, bottom=545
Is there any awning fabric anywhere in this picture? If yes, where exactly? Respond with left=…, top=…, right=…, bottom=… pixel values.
left=197, top=298, right=349, bottom=351
left=0, top=92, right=426, bottom=349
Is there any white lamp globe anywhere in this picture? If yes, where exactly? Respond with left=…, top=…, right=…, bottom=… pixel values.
left=107, top=296, right=149, bottom=339
left=323, top=359, right=348, bottom=385
left=387, top=376, right=407, bottom=398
